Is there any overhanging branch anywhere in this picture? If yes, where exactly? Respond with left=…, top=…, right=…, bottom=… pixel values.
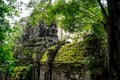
left=97, top=0, right=108, bottom=22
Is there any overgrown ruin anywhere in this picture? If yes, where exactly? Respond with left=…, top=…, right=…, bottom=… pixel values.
left=10, top=21, right=107, bottom=80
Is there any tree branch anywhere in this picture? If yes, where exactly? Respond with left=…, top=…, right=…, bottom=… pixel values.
left=97, top=0, right=108, bottom=22
left=79, top=3, right=103, bottom=23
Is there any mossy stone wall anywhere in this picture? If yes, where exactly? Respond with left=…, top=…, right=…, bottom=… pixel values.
left=39, top=34, right=106, bottom=80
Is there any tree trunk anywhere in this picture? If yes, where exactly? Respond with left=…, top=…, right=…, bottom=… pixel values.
left=107, top=0, right=120, bottom=79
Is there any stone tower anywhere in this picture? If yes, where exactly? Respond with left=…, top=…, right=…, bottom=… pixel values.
left=14, top=21, right=59, bottom=80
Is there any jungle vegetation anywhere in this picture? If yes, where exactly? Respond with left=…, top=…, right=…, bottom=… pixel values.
left=0, top=0, right=120, bottom=79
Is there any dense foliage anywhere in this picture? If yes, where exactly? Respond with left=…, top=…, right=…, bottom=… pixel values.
left=0, top=0, right=19, bottom=72
left=29, top=0, right=104, bottom=32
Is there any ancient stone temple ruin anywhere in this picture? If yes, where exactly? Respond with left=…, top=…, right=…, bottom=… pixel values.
left=13, top=21, right=59, bottom=80
left=12, top=21, right=106, bottom=80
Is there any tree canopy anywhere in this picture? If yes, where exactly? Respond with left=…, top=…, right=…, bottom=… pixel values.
left=28, top=0, right=106, bottom=39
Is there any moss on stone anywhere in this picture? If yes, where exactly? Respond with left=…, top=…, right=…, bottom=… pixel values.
left=40, top=45, right=57, bottom=62
left=53, top=42, right=85, bottom=63
left=32, top=52, right=36, bottom=59
left=40, top=34, right=106, bottom=68
left=10, top=64, right=33, bottom=80
left=53, top=34, right=106, bottom=68
left=40, top=51, right=47, bottom=62
left=49, top=45, right=57, bottom=50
